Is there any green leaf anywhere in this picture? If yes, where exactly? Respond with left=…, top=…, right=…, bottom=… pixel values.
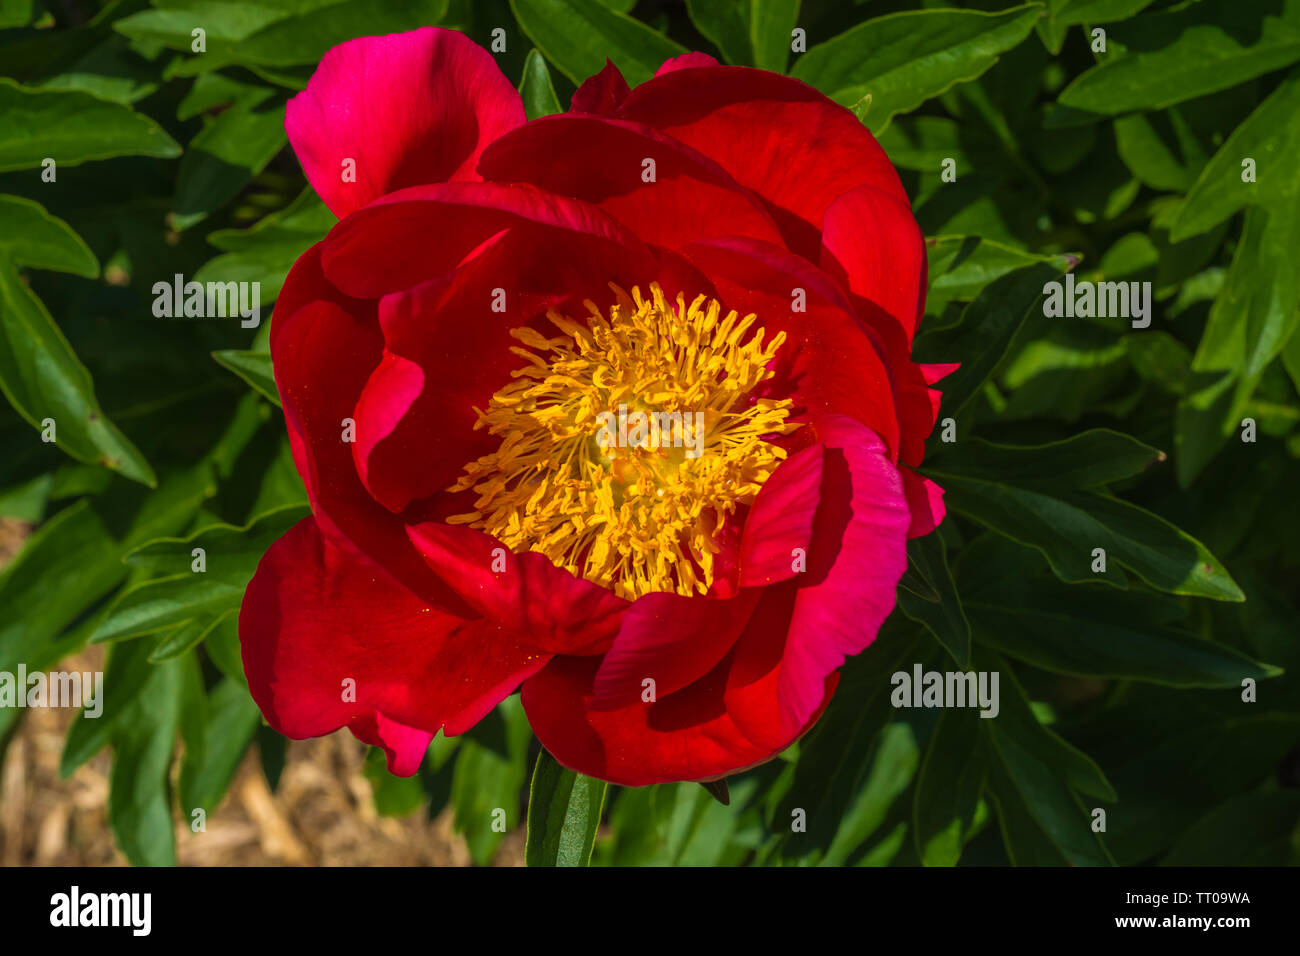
left=0, top=466, right=214, bottom=695
left=912, top=708, right=988, bottom=866
left=1170, top=68, right=1300, bottom=242
left=118, top=0, right=449, bottom=74
left=90, top=503, right=307, bottom=644
left=149, top=607, right=236, bottom=662
left=686, top=0, right=801, bottom=71
left=959, top=538, right=1278, bottom=687
left=1175, top=191, right=1300, bottom=485
left=90, top=572, right=247, bottom=644
left=925, top=429, right=1164, bottom=489
left=998, top=323, right=1132, bottom=423
left=61, top=634, right=162, bottom=777
left=979, top=650, right=1115, bottom=866
left=212, top=350, right=280, bottom=406
left=897, top=532, right=971, bottom=668
left=363, top=747, right=428, bottom=817
left=525, top=748, right=608, bottom=866
left=1051, top=0, right=1155, bottom=25
left=772, top=621, right=923, bottom=865
left=914, top=262, right=1067, bottom=417
left=926, top=235, right=1077, bottom=305
left=179, top=675, right=261, bottom=817
left=0, top=250, right=155, bottom=484
left=108, top=649, right=183, bottom=866
left=518, top=48, right=562, bottom=119
left=197, top=188, right=334, bottom=304
left=1057, top=0, right=1300, bottom=115
left=820, top=721, right=920, bottom=866
left=173, top=86, right=287, bottom=230
left=208, top=188, right=334, bottom=255
left=510, top=0, right=687, bottom=86
left=0, top=195, right=99, bottom=277
left=34, top=35, right=160, bottom=105
left=449, top=696, right=532, bottom=864
left=1068, top=693, right=1300, bottom=863
left=1114, top=106, right=1208, bottom=194
left=0, top=0, right=33, bottom=29
left=1160, top=791, right=1300, bottom=866
left=791, top=5, right=1043, bottom=132
left=924, top=435, right=1244, bottom=601
left=0, top=78, right=180, bottom=171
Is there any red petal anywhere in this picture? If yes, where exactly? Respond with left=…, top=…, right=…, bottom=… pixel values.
left=406, top=522, right=628, bottom=656
left=571, top=59, right=630, bottom=114
left=477, top=115, right=785, bottom=251
left=285, top=27, right=524, bottom=217
left=654, top=52, right=719, bottom=76
left=820, top=183, right=927, bottom=345
left=677, top=236, right=902, bottom=459
left=522, top=649, right=836, bottom=786
left=271, top=249, right=468, bottom=612
left=320, top=181, right=652, bottom=300
left=618, top=67, right=906, bottom=258
left=240, top=517, right=549, bottom=775
left=589, top=589, right=761, bottom=710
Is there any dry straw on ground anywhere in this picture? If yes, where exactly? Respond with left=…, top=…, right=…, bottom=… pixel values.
left=0, top=516, right=516, bottom=867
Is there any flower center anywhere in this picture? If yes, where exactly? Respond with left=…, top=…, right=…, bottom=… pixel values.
left=447, top=283, right=795, bottom=601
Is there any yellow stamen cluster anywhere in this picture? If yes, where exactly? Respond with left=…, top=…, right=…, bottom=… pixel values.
left=447, top=283, right=796, bottom=600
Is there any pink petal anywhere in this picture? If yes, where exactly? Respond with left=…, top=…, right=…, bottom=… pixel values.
left=902, top=468, right=946, bottom=539
left=738, top=443, right=823, bottom=587
left=654, top=52, right=720, bottom=76
left=286, top=27, right=524, bottom=217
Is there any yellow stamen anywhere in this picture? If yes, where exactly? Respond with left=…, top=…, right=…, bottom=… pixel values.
left=447, top=282, right=797, bottom=600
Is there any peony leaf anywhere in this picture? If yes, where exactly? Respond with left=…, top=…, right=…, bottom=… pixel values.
left=0, top=197, right=157, bottom=485
left=90, top=503, right=308, bottom=644
left=897, top=532, right=971, bottom=668
left=957, top=535, right=1278, bottom=687
left=0, top=79, right=180, bottom=170
left=525, top=748, right=608, bottom=866
left=923, top=433, right=1244, bottom=601
left=212, top=350, right=280, bottom=407
left=685, top=0, right=801, bottom=72
left=518, top=48, right=562, bottom=120
left=791, top=5, right=1042, bottom=132
left=510, top=0, right=687, bottom=86
left=1057, top=0, right=1300, bottom=115
left=914, top=261, right=1067, bottom=417
left=912, top=708, right=988, bottom=867
left=450, top=697, right=533, bottom=865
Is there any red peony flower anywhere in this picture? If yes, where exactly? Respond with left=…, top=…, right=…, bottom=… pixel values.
left=239, top=27, right=956, bottom=786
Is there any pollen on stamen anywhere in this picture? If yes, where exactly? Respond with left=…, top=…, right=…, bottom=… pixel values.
left=446, top=282, right=798, bottom=601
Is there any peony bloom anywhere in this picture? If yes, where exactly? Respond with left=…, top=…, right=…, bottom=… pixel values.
left=239, top=27, right=955, bottom=786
